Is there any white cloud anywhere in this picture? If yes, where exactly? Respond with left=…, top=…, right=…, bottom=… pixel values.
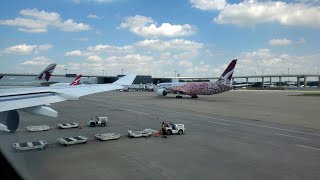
left=3, top=44, right=53, bottom=54
left=178, top=60, right=193, bottom=67
left=214, top=1, right=320, bottom=28
left=235, top=48, right=320, bottom=75
left=269, top=38, right=292, bottom=46
left=62, top=38, right=210, bottom=76
left=65, top=50, right=83, bottom=56
left=136, top=39, right=203, bottom=51
left=37, top=44, right=53, bottom=51
left=119, top=15, right=196, bottom=38
left=72, top=37, right=89, bottom=41
left=87, top=55, right=103, bottom=62
left=269, top=38, right=307, bottom=45
left=87, top=14, right=102, bottom=19
left=0, top=8, right=91, bottom=33
left=190, top=0, right=227, bottom=10
left=87, top=44, right=133, bottom=53
left=21, top=56, right=52, bottom=66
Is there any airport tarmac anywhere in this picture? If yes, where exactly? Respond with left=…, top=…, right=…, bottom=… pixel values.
left=1, top=90, right=320, bottom=180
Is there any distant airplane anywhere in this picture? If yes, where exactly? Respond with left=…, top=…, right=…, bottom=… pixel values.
left=155, top=59, right=237, bottom=98
left=0, top=73, right=136, bottom=132
left=0, top=63, right=57, bottom=87
left=50, top=74, right=82, bottom=87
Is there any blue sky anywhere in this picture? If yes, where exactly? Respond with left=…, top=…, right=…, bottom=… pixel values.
left=0, top=0, right=320, bottom=77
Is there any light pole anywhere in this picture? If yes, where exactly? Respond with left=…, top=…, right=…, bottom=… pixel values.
left=288, top=68, right=290, bottom=85
left=64, top=69, right=68, bottom=75
left=254, top=72, right=257, bottom=82
left=121, top=69, right=124, bottom=75
left=174, top=70, right=177, bottom=82
left=102, top=70, right=105, bottom=76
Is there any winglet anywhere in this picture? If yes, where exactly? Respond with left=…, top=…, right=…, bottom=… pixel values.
left=219, top=59, right=237, bottom=81
left=36, top=63, right=57, bottom=81
left=112, top=74, right=136, bottom=86
left=69, top=74, right=82, bottom=86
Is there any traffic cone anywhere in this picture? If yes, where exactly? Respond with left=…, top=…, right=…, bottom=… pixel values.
left=154, top=131, right=159, bottom=137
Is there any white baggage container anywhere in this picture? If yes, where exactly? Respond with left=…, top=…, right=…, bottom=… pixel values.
left=13, top=140, right=47, bottom=151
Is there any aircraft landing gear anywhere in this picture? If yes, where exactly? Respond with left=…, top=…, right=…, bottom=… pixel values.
left=176, top=95, right=182, bottom=99
left=191, top=95, right=198, bottom=98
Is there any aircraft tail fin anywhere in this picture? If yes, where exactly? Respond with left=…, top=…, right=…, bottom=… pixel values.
left=0, top=76, right=3, bottom=80
left=36, top=63, right=57, bottom=81
left=218, top=59, right=237, bottom=81
left=69, top=74, right=82, bottom=86
left=112, top=74, right=136, bottom=86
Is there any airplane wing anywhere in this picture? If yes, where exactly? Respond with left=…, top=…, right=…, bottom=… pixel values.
left=0, top=73, right=136, bottom=132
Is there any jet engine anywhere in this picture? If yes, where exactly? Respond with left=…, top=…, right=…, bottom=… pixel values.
left=0, top=110, right=19, bottom=132
left=156, top=88, right=167, bottom=96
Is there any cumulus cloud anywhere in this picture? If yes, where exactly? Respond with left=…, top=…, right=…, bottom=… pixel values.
left=269, top=38, right=307, bottom=46
left=0, top=8, right=91, bottom=33
left=119, top=15, right=196, bottom=38
left=63, top=38, right=212, bottom=76
left=72, top=37, right=89, bottom=41
left=87, top=55, right=103, bottom=62
left=87, top=14, right=102, bottom=19
left=65, top=50, right=83, bottom=56
left=235, top=48, right=320, bottom=75
left=3, top=44, right=53, bottom=54
left=190, top=0, right=227, bottom=10
left=214, top=1, right=320, bottom=28
left=178, top=60, right=193, bottom=67
left=269, top=38, right=292, bottom=46
left=136, top=39, right=203, bottom=51
left=65, top=39, right=203, bottom=58
left=21, top=56, right=52, bottom=66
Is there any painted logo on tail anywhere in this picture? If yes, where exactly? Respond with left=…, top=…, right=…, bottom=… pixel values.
left=70, top=75, right=82, bottom=86
left=219, top=59, right=237, bottom=81
left=37, top=64, right=57, bottom=81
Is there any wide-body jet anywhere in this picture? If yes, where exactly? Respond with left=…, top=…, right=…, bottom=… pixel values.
left=155, top=59, right=237, bottom=98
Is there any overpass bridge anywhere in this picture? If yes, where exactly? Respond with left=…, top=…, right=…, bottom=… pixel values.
left=1, top=73, right=320, bottom=88
left=154, top=74, right=320, bottom=88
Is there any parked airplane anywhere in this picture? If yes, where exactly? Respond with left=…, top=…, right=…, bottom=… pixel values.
left=0, top=63, right=57, bottom=87
left=155, top=59, right=237, bottom=98
left=50, top=74, right=82, bottom=87
left=0, top=73, right=136, bottom=132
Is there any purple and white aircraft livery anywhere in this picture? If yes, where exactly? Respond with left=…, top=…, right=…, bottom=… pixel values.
left=155, top=59, right=237, bottom=98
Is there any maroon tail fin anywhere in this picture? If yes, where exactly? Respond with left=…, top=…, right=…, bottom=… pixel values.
left=219, top=59, right=237, bottom=81
left=36, top=63, right=57, bottom=81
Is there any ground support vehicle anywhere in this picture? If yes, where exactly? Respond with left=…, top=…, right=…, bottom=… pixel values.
left=57, top=136, right=88, bottom=146
left=87, top=116, right=108, bottom=127
left=128, top=129, right=154, bottom=138
left=165, top=124, right=185, bottom=135
left=13, top=140, right=47, bottom=151
left=57, top=123, right=79, bottom=129
left=95, top=133, right=121, bottom=141
left=26, top=125, right=50, bottom=132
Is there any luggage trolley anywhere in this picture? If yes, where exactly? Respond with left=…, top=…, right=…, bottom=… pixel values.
left=13, top=140, right=47, bottom=152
